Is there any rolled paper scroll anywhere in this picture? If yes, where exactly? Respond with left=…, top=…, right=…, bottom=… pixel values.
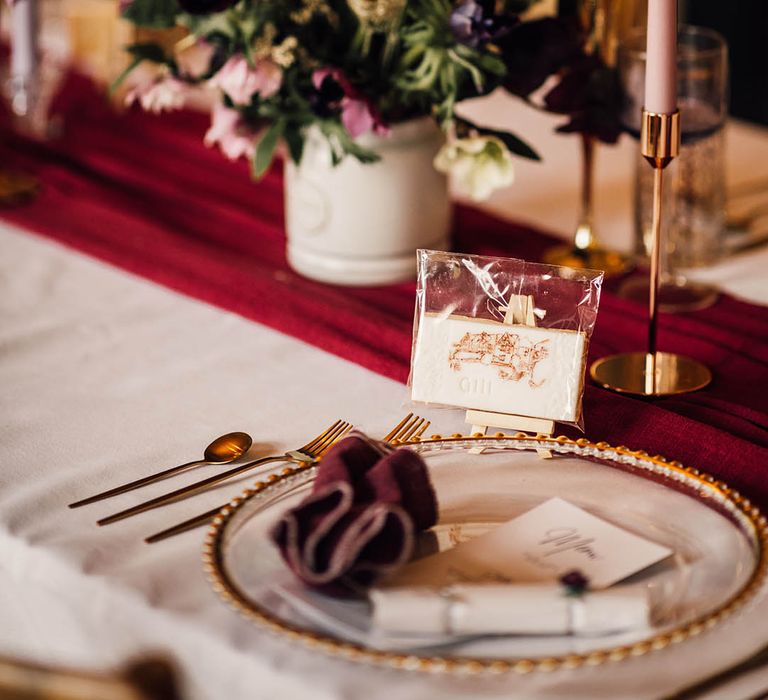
left=370, top=584, right=649, bottom=637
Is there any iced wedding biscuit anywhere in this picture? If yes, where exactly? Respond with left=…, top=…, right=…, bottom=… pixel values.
left=411, top=314, right=587, bottom=422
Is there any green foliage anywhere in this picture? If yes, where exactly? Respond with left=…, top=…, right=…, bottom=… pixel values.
left=395, top=0, right=508, bottom=126
left=125, top=43, right=169, bottom=63
left=319, top=121, right=380, bottom=166
left=283, top=127, right=305, bottom=164
left=252, top=120, right=285, bottom=178
left=179, top=11, right=239, bottom=41
left=122, top=0, right=180, bottom=28
left=490, top=129, right=541, bottom=161
left=458, top=117, right=541, bottom=161
left=110, top=43, right=170, bottom=94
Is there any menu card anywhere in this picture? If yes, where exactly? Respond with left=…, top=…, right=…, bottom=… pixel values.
left=382, top=498, right=673, bottom=590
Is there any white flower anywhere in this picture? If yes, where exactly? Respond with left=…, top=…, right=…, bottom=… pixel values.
left=125, top=75, right=186, bottom=114
left=434, top=135, right=515, bottom=201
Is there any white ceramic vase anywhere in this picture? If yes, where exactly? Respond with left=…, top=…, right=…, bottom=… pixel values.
left=284, top=117, right=452, bottom=286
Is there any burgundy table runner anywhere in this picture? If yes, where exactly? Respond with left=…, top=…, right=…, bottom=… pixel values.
left=2, top=74, right=767, bottom=508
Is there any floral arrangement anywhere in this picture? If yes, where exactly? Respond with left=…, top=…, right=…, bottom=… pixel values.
left=119, top=0, right=621, bottom=200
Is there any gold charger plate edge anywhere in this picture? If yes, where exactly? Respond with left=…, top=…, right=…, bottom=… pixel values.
left=202, top=433, right=768, bottom=676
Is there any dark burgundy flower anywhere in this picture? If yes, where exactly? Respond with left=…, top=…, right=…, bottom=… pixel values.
left=497, top=17, right=583, bottom=97
left=496, top=16, right=624, bottom=144
left=309, top=70, right=347, bottom=117
left=177, top=0, right=237, bottom=14
left=544, top=54, right=624, bottom=144
left=560, top=569, right=590, bottom=595
left=309, top=69, right=389, bottom=137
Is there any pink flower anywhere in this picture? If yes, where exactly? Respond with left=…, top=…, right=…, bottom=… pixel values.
left=312, top=67, right=352, bottom=95
left=125, top=75, right=186, bottom=114
left=339, top=98, right=378, bottom=139
left=209, top=55, right=282, bottom=105
left=311, top=68, right=388, bottom=139
left=175, top=39, right=215, bottom=79
left=204, top=103, right=258, bottom=161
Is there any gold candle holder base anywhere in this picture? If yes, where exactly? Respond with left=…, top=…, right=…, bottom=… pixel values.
left=0, top=169, right=39, bottom=206
left=618, top=275, right=719, bottom=313
left=590, top=351, right=712, bottom=396
left=543, top=134, right=634, bottom=278
left=543, top=245, right=633, bottom=277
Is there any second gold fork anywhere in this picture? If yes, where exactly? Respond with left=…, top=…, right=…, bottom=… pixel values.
left=144, top=413, right=430, bottom=543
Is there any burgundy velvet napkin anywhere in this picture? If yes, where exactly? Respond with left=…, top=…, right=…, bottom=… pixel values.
left=270, top=434, right=438, bottom=596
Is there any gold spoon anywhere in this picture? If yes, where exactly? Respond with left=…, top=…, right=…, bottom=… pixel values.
left=68, top=432, right=253, bottom=508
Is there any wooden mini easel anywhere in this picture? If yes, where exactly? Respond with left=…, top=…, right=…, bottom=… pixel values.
left=467, top=294, right=553, bottom=457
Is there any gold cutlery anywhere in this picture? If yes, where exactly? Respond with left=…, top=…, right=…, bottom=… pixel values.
left=727, top=200, right=768, bottom=230
left=0, top=653, right=181, bottom=700
left=68, top=432, right=253, bottom=508
left=728, top=176, right=768, bottom=199
left=97, top=420, right=351, bottom=526
left=144, top=413, right=430, bottom=544
left=381, top=412, right=431, bottom=443
left=663, top=640, right=768, bottom=699
left=724, top=178, right=768, bottom=253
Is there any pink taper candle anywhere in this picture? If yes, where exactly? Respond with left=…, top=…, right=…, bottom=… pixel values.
left=11, top=0, right=38, bottom=81
left=644, top=0, right=677, bottom=114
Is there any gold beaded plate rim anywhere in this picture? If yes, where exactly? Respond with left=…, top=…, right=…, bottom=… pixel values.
left=203, top=434, right=768, bottom=675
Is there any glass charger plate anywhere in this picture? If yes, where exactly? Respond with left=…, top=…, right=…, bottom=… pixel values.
left=204, top=435, right=768, bottom=674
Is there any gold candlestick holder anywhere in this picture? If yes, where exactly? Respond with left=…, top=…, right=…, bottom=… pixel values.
left=590, top=109, right=712, bottom=396
left=542, top=0, right=634, bottom=278
left=543, top=134, right=633, bottom=276
left=0, top=100, right=39, bottom=207
left=1, top=73, right=42, bottom=207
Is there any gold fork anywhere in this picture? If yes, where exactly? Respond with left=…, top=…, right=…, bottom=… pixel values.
left=381, top=412, right=431, bottom=443
left=97, top=420, right=352, bottom=526
left=143, top=413, right=430, bottom=543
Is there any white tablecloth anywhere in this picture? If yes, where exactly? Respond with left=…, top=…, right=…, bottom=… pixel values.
left=2, top=95, right=768, bottom=700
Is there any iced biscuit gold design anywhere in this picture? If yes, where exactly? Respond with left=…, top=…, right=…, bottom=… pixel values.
left=448, top=331, right=549, bottom=388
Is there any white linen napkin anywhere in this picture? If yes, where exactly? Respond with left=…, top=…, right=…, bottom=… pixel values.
left=370, top=584, right=649, bottom=637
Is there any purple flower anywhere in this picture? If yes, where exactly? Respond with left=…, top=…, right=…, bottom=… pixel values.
left=449, top=0, right=482, bottom=46
left=449, top=0, right=516, bottom=49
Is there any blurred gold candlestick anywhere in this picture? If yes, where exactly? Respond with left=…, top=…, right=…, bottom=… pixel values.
left=543, top=133, right=632, bottom=274
left=0, top=169, right=39, bottom=205
left=543, top=0, right=634, bottom=276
